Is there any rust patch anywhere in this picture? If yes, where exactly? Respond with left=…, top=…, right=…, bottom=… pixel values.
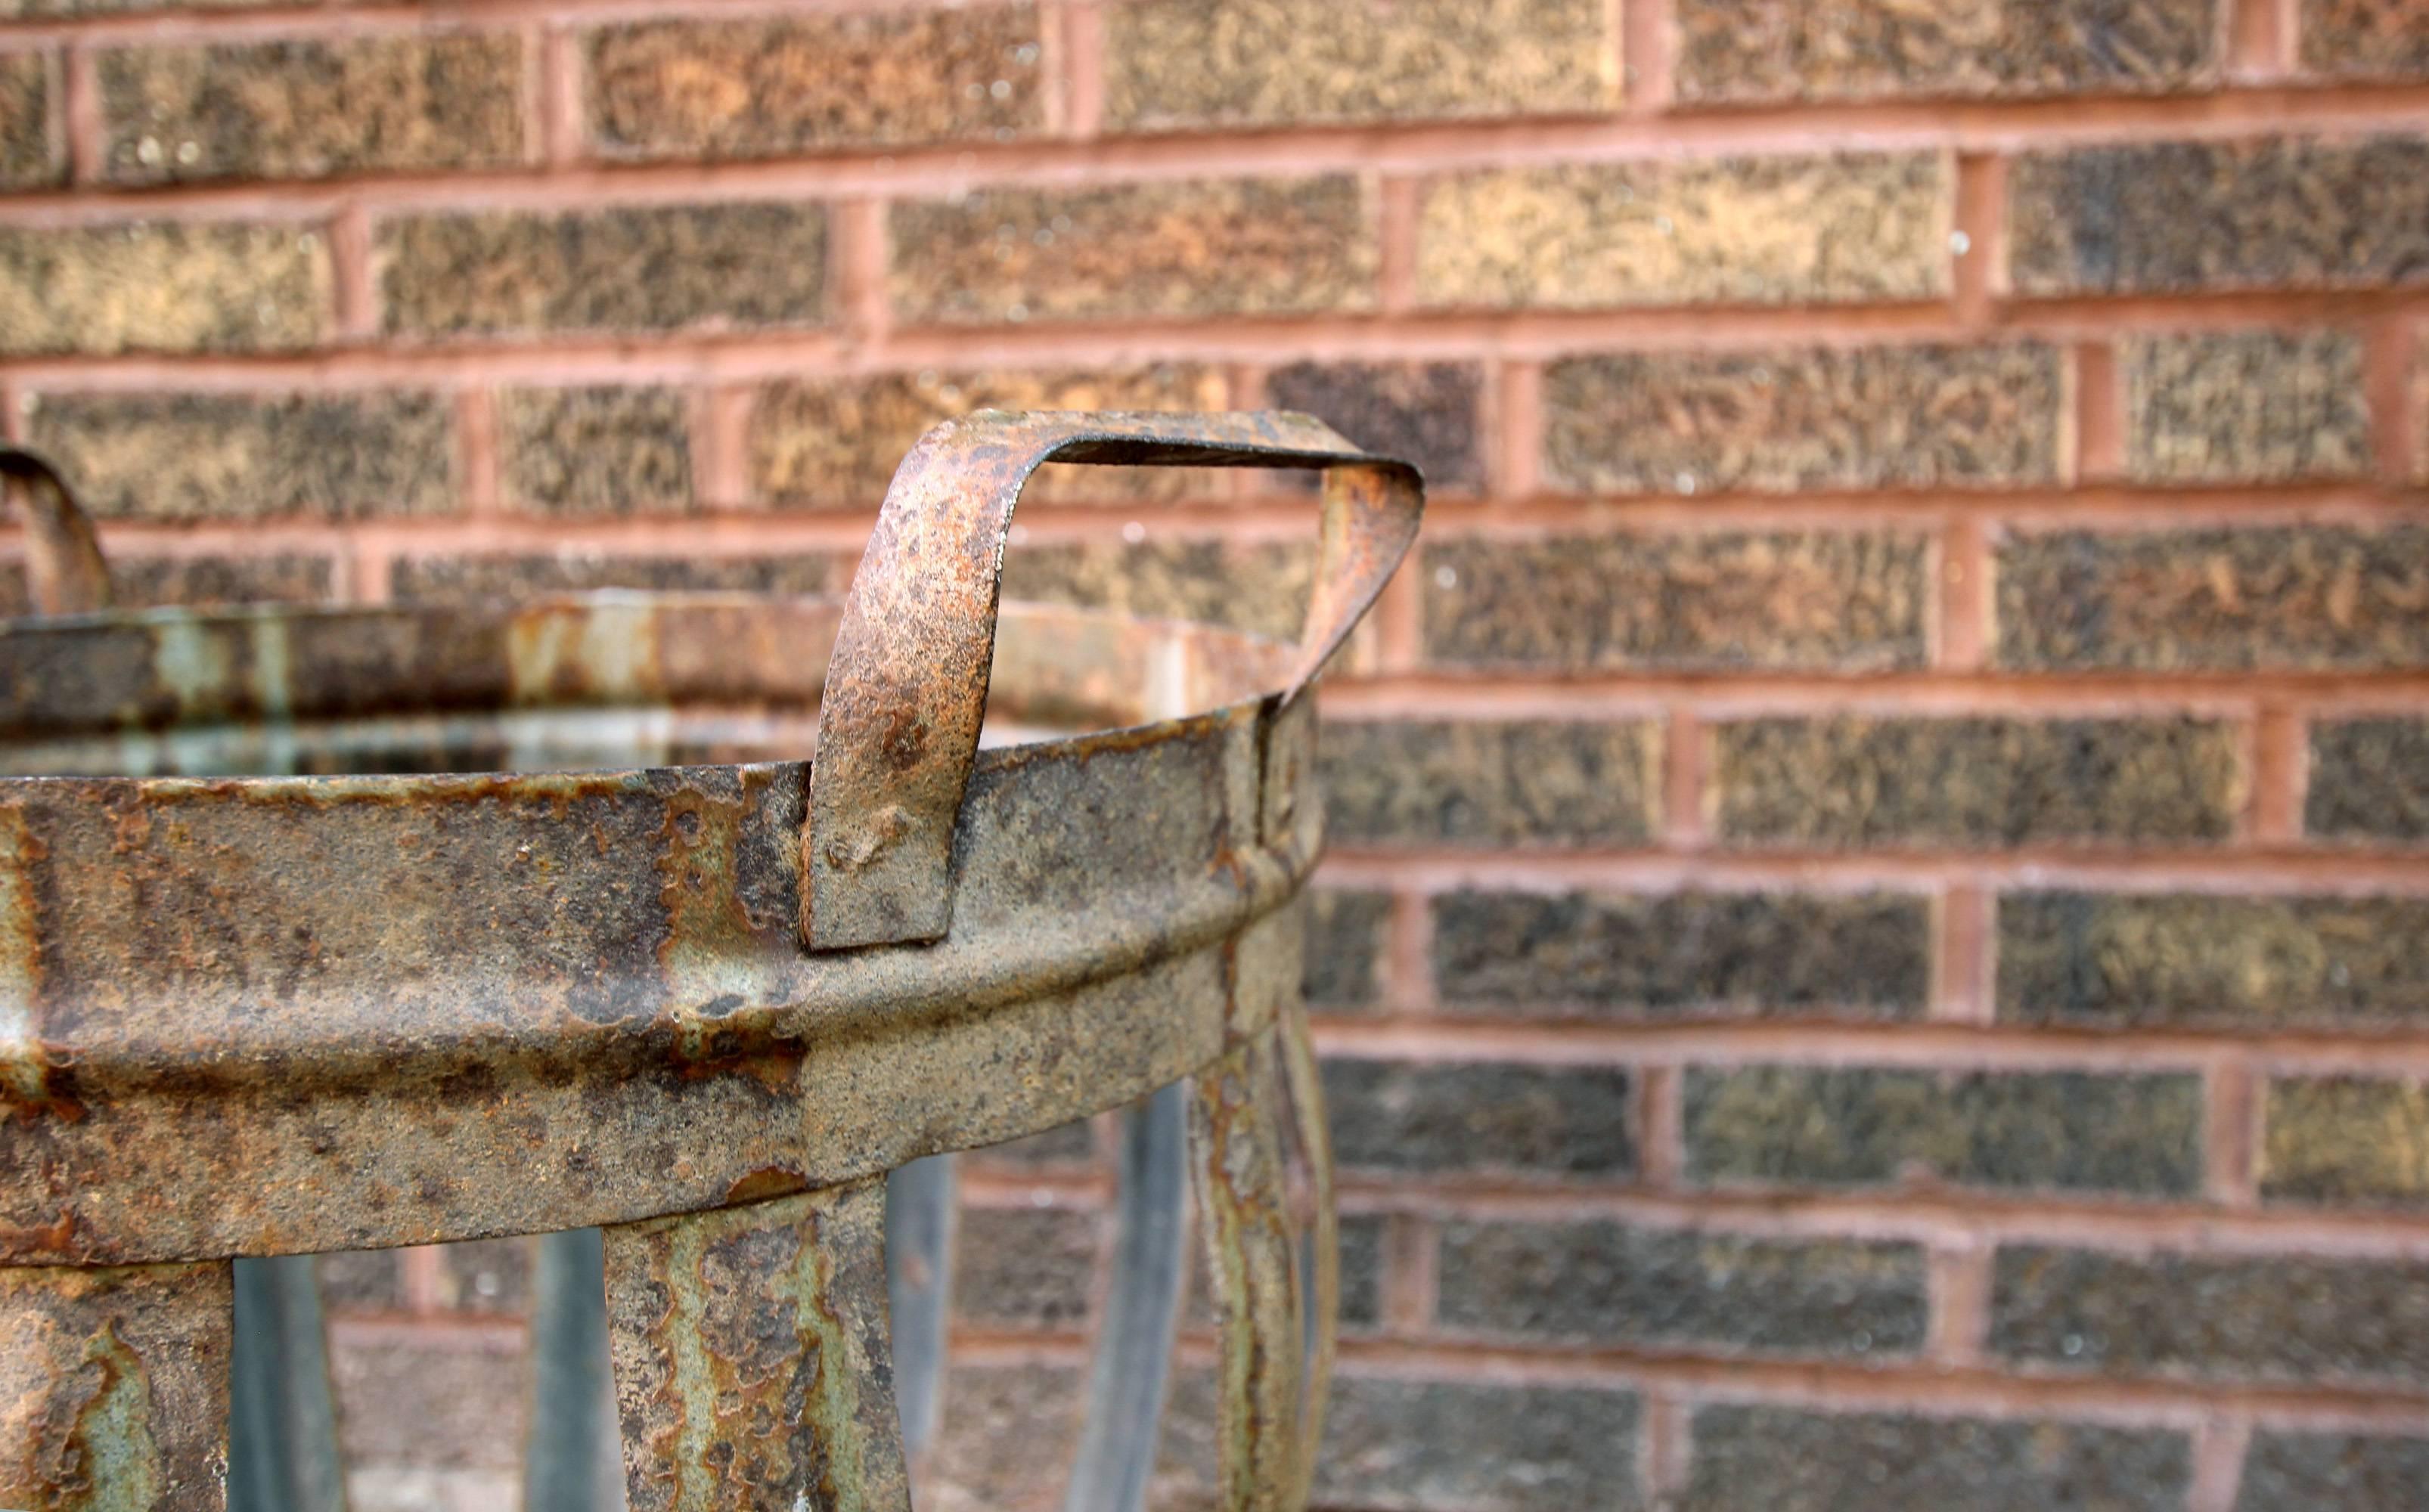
left=723, top=1167, right=811, bottom=1206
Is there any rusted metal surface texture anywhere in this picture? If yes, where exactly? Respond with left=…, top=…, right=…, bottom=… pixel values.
left=0, top=411, right=1421, bottom=1507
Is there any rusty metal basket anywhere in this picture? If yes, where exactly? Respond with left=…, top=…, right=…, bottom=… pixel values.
left=0, top=413, right=1422, bottom=1510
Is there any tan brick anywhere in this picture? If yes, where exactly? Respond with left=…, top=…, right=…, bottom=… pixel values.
left=98, top=32, right=523, bottom=185
left=1714, top=717, right=2245, bottom=847
left=0, top=220, right=328, bottom=355
left=500, top=386, right=693, bottom=517
left=2307, top=718, right=2429, bottom=842
left=2123, top=331, right=2370, bottom=484
left=748, top=365, right=1229, bottom=507
left=0, top=553, right=336, bottom=618
left=2263, top=1077, right=2429, bottom=1207
left=1995, top=526, right=2429, bottom=671
left=1546, top=344, right=2062, bottom=494
left=1685, top=1066, right=2204, bottom=1197
left=26, top=389, right=454, bottom=520
left=586, top=6, right=1042, bottom=161
left=391, top=552, right=838, bottom=605
left=1675, top=0, right=2217, bottom=103
left=1323, top=720, right=1661, bottom=847
left=1684, top=1407, right=2190, bottom=1512
left=0, top=49, right=57, bottom=191
left=379, top=202, right=826, bottom=338
left=2011, top=136, right=2429, bottom=295
left=1264, top=361, right=1485, bottom=492
left=1998, top=892, right=2429, bottom=1028
left=888, top=175, right=1374, bottom=324
left=2241, top=1433, right=2429, bottom=1511
left=1103, top=0, right=1616, bottom=132
left=999, top=538, right=1312, bottom=642
left=2303, top=0, right=2429, bottom=78
left=1418, top=153, right=1948, bottom=310
left=1425, top=531, right=1930, bottom=671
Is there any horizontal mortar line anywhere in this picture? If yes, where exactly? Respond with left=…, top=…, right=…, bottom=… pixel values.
left=9, top=288, right=2429, bottom=383
left=24, top=492, right=2429, bottom=550
left=9, top=78, right=2429, bottom=198
left=1315, top=674, right=2429, bottom=717
left=1320, top=1176, right=2429, bottom=1260
left=1304, top=1016, right=2429, bottom=1080
left=939, top=1325, right=2429, bottom=1433
left=1314, top=847, right=2429, bottom=893
left=1323, top=1339, right=2429, bottom=1434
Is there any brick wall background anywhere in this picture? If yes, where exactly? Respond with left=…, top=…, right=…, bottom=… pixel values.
left=5, top=0, right=2429, bottom=1508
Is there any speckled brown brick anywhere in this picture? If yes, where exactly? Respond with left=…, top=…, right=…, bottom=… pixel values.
left=1681, top=1405, right=2192, bottom=1512
left=1685, top=1066, right=2204, bottom=1196
left=1435, top=888, right=1930, bottom=1019
left=1104, top=0, right=1615, bottom=132
left=966, top=1119, right=1095, bottom=1170
left=1000, top=538, right=1312, bottom=641
left=1425, top=531, right=1929, bottom=671
left=586, top=7, right=1041, bottom=161
left=1439, top=1219, right=1928, bottom=1356
left=330, top=1336, right=531, bottom=1470
left=2237, top=1432, right=2429, bottom=1510
left=1675, top=0, right=2216, bottom=103
left=1312, top=1377, right=1642, bottom=1512
left=434, top=1238, right=531, bottom=1315
left=1995, top=527, right=2429, bottom=671
left=390, top=551, right=838, bottom=604
left=1714, top=717, right=2244, bottom=847
left=99, top=33, right=523, bottom=185
left=1419, top=153, right=1947, bottom=310
left=1321, top=1059, right=1633, bottom=1176
left=2262, top=1077, right=2429, bottom=1207
left=1999, top=892, right=2429, bottom=1028
left=953, top=1207, right=1097, bottom=1329
left=926, top=1362, right=1084, bottom=1510
left=1262, top=361, right=1484, bottom=493
left=379, top=202, right=826, bottom=338
left=1336, top=1215, right=1383, bottom=1332
left=2123, top=331, right=2370, bottom=483
left=2306, top=718, right=2429, bottom=841
left=314, top=1251, right=399, bottom=1314
left=1304, top=888, right=1388, bottom=1011
left=0, top=220, right=328, bottom=355
left=107, top=553, right=336, bottom=609
left=1545, top=344, right=2061, bottom=494
left=2, top=0, right=290, bottom=12
left=27, top=389, right=453, bottom=519
left=2302, top=1, right=2429, bottom=78
left=1990, top=1245, right=2429, bottom=1384
left=888, top=176, right=1374, bottom=324
left=1322, top=719, right=1660, bottom=847
left=500, top=386, right=693, bottom=517
left=0, top=49, right=55, bottom=190
left=749, top=365, right=1229, bottom=507
left=2009, top=136, right=2429, bottom=295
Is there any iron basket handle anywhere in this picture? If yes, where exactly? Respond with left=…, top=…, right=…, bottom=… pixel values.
left=803, top=410, right=1424, bottom=953
left=0, top=447, right=113, bottom=616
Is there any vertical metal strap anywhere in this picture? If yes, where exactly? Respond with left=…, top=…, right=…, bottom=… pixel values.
left=883, top=1154, right=957, bottom=1466
left=603, top=1179, right=910, bottom=1512
left=227, top=1255, right=348, bottom=1512
left=1064, top=1080, right=1190, bottom=1512
left=1274, top=999, right=1338, bottom=1510
left=0, top=1258, right=234, bottom=1510
left=526, top=1229, right=628, bottom=1512
left=1189, top=1029, right=1306, bottom=1512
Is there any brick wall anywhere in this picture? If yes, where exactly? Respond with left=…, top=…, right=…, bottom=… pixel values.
left=5, top=1, right=2429, bottom=1508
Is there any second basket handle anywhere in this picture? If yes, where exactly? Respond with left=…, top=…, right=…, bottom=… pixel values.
left=803, top=410, right=1422, bottom=953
